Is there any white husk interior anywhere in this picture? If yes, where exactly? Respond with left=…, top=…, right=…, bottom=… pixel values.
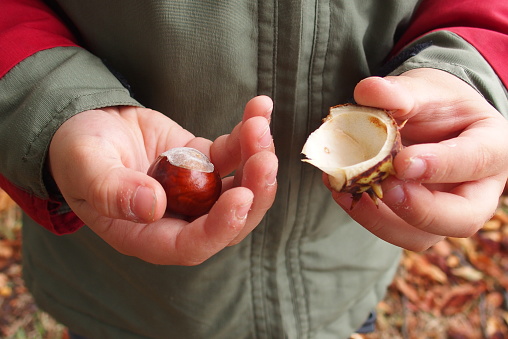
left=301, top=106, right=397, bottom=189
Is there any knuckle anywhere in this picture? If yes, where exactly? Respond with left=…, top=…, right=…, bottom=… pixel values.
left=471, top=145, right=492, bottom=179
left=363, top=216, right=387, bottom=235
left=89, top=171, right=122, bottom=217
left=411, top=209, right=438, bottom=234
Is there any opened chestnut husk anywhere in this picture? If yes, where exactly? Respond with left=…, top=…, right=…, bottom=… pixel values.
left=301, top=104, right=403, bottom=206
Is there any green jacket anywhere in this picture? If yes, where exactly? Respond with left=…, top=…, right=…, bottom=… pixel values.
left=1, top=1, right=507, bottom=338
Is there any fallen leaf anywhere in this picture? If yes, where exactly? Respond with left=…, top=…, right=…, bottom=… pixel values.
left=406, top=251, right=448, bottom=284
left=492, top=209, right=508, bottom=225
left=440, top=285, right=483, bottom=316
left=393, top=277, right=420, bottom=305
left=0, top=241, right=14, bottom=259
left=451, top=266, right=484, bottom=282
left=483, top=219, right=502, bottom=231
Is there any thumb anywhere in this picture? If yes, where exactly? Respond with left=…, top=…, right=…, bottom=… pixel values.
left=353, top=76, right=416, bottom=118
left=353, top=68, right=481, bottom=120
left=89, top=167, right=167, bottom=223
left=48, top=108, right=169, bottom=224
left=58, top=163, right=167, bottom=224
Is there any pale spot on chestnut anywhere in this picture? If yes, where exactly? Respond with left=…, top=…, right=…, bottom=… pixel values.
left=147, top=147, right=222, bottom=217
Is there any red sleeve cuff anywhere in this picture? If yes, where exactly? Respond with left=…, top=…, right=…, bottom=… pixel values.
left=0, top=0, right=79, bottom=78
left=447, top=27, right=508, bottom=89
left=394, top=0, right=508, bottom=88
left=0, top=174, right=84, bottom=235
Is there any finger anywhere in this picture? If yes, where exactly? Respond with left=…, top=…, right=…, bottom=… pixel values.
left=353, top=76, right=416, bottom=117
left=210, top=95, right=274, bottom=177
left=229, top=150, right=278, bottom=245
left=90, top=187, right=254, bottom=265
left=395, top=118, right=508, bottom=183
left=170, top=187, right=254, bottom=265
left=240, top=116, right=275, bottom=160
left=184, top=137, right=213, bottom=157
left=242, top=95, right=274, bottom=123
left=210, top=125, right=242, bottom=177
left=220, top=176, right=236, bottom=192
left=381, top=176, right=504, bottom=238
left=231, top=115, right=274, bottom=186
left=332, top=190, right=444, bottom=251
left=124, top=107, right=195, bottom=162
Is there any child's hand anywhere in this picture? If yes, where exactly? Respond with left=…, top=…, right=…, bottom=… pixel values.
left=48, top=96, right=277, bottom=264
left=330, top=69, right=508, bottom=251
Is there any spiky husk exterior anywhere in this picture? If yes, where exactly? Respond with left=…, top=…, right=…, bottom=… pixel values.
left=342, top=130, right=402, bottom=209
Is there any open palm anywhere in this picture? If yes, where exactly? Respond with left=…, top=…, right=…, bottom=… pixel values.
left=48, top=96, right=278, bottom=265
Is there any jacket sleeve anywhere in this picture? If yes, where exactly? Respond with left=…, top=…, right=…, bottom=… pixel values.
left=0, top=0, right=78, bottom=78
left=395, top=0, right=508, bottom=89
left=0, top=0, right=141, bottom=234
left=388, top=0, right=508, bottom=116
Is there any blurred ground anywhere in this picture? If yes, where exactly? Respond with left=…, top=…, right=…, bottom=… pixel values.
left=0, top=187, right=507, bottom=338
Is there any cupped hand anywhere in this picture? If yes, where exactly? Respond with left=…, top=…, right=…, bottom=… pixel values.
left=329, top=68, right=508, bottom=251
left=48, top=96, right=277, bottom=265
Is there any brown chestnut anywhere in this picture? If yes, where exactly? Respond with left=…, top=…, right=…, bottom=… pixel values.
left=147, top=147, right=222, bottom=217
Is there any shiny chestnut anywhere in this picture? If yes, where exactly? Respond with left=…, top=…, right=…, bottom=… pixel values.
left=147, top=147, right=222, bottom=217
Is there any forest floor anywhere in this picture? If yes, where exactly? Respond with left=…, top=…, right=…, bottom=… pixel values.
left=0, top=188, right=507, bottom=339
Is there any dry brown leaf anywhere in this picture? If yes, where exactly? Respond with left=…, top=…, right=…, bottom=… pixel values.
left=439, top=284, right=484, bottom=316
left=0, top=241, right=13, bottom=260
left=448, top=237, right=478, bottom=260
left=485, top=292, right=505, bottom=311
left=0, top=190, right=16, bottom=213
left=492, top=209, right=508, bottom=225
left=432, top=239, right=453, bottom=257
left=486, top=316, right=506, bottom=338
left=405, top=251, right=448, bottom=284
left=446, top=255, right=461, bottom=269
left=501, top=311, right=508, bottom=328
left=483, top=219, right=502, bottom=231
left=450, top=266, right=484, bottom=282
left=477, top=232, right=502, bottom=256
left=447, top=316, right=482, bottom=339
left=393, top=277, right=420, bottom=304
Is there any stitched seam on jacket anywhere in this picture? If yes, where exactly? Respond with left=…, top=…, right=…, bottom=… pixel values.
left=24, top=89, right=132, bottom=160
left=24, top=89, right=137, bottom=197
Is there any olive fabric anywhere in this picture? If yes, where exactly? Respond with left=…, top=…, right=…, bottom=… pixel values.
left=1, top=1, right=507, bottom=338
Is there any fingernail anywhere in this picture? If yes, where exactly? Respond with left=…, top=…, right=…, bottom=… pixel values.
left=131, top=186, right=156, bottom=222
left=383, top=184, right=406, bottom=206
left=265, top=168, right=277, bottom=187
left=265, top=101, right=274, bottom=115
left=381, top=76, right=397, bottom=85
left=403, top=157, right=426, bottom=180
left=258, top=125, right=272, bottom=149
left=235, top=200, right=252, bottom=220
